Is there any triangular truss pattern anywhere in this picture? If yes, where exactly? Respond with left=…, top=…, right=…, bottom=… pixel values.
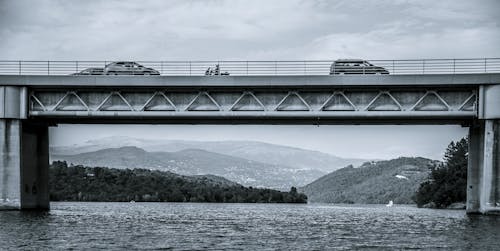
left=28, top=88, right=478, bottom=117
left=254, top=93, right=287, bottom=111
left=458, top=94, right=476, bottom=111
left=211, top=93, right=242, bottom=111
left=77, top=92, right=113, bottom=111
left=321, top=92, right=356, bottom=111
left=344, top=91, right=379, bottom=110
left=410, top=91, right=450, bottom=111
left=275, top=92, right=310, bottom=111
left=141, top=92, right=176, bottom=111
left=121, top=92, right=158, bottom=111
left=36, top=92, right=66, bottom=111
left=300, top=92, right=332, bottom=111
left=165, top=93, right=198, bottom=111
left=97, top=92, right=134, bottom=111
left=186, top=92, right=221, bottom=111
left=230, top=92, right=265, bottom=111
left=390, top=91, right=427, bottom=111
left=30, top=95, right=46, bottom=111
left=54, top=92, right=89, bottom=111
left=366, top=92, right=402, bottom=111
left=435, top=91, right=474, bottom=109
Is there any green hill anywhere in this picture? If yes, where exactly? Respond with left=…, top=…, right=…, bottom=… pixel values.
left=49, top=161, right=307, bottom=203
left=301, top=157, right=438, bottom=204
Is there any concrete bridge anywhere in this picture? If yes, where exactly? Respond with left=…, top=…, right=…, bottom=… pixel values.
left=1, top=59, right=500, bottom=214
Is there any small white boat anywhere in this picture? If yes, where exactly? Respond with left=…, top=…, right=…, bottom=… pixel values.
left=386, top=200, right=393, bottom=207
left=130, top=200, right=136, bottom=203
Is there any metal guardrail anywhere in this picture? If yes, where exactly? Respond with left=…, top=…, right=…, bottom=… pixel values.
left=0, top=58, right=499, bottom=76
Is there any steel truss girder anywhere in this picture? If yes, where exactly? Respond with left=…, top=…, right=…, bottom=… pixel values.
left=29, top=88, right=477, bottom=118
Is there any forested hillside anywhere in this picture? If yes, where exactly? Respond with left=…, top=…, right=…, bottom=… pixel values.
left=301, top=157, right=437, bottom=204
left=49, top=161, right=307, bottom=203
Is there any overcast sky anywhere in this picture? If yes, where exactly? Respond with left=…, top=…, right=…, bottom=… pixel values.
left=2, top=0, right=497, bottom=160
left=1, top=0, right=499, bottom=60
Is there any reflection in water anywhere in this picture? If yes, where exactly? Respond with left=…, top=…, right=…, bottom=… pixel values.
left=0, top=202, right=499, bottom=250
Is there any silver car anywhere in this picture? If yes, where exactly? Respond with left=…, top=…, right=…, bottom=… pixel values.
left=71, top=67, right=104, bottom=75
left=104, top=61, right=160, bottom=75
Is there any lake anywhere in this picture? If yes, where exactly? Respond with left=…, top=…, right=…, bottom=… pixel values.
left=0, top=202, right=499, bottom=250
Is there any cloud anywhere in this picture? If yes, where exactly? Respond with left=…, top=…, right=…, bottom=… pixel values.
left=0, top=0, right=480, bottom=159
left=302, top=25, right=500, bottom=60
left=1, top=0, right=498, bottom=60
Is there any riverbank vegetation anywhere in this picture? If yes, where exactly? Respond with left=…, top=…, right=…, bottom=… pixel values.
left=414, top=138, right=467, bottom=208
left=301, top=157, right=433, bottom=204
left=49, top=161, right=307, bottom=203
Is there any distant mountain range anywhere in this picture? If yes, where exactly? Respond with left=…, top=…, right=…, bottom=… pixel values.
left=301, top=157, right=438, bottom=204
left=51, top=136, right=369, bottom=190
left=52, top=146, right=324, bottom=190
left=50, top=136, right=367, bottom=173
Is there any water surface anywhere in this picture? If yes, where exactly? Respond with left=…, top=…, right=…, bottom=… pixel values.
left=0, top=202, right=499, bottom=250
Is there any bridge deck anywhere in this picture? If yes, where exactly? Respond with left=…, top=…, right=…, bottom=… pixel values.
left=0, top=73, right=499, bottom=87
left=2, top=73, right=500, bottom=123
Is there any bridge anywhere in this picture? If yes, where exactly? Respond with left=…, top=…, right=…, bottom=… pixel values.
left=1, top=58, right=500, bottom=214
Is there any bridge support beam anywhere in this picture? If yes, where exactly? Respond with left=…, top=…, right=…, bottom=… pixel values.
left=0, top=120, right=50, bottom=210
left=468, top=85, right=500, bottom=214
left=1, top=86, right=49, bottom=210
left=468, top=120, right=500, bottom=214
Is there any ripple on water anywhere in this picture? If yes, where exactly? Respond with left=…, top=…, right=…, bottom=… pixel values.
left=0, top=202, right=499, bottom=250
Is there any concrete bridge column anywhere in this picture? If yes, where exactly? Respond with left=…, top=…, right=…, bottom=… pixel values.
left=467, top=120, right=500, bottom=214
left=468, top=84, right=500, bottom=214
left=0, top=86, right=49, bottom=210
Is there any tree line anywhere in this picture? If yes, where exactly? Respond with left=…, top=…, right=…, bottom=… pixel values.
left=414, top=138, right=468, bottom=208
left=49, top=161, right=307, bottom=203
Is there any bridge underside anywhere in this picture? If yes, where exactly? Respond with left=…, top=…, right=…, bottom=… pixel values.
left=29, top=87, right=477, bottom=123
left=1, top=75, right=500, bottom=214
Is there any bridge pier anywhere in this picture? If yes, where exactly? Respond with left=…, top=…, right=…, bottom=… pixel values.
left=0, top=87, right=49, bottom=210
left=467, top=85, right=500, bottom=214
left=467, top=120, right=500, bottom=214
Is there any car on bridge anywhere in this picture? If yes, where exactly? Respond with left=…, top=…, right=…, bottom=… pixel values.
left=104, top=61, right=160, bottom=75
left=71, top=67, right=104, bottom=75
left=330, top=59, right=389, bottom=75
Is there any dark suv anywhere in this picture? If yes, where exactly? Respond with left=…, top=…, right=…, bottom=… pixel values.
left=104, top=62, right=160, bottom=75
left=330, top=59, right=389, bottom=75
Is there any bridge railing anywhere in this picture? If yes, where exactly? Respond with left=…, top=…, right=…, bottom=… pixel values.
left=0, top=58, right=499, bottom=76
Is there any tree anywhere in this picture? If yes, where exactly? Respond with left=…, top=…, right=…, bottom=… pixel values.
left=414, top=138, right=468, bottom=208
left=48, top=161, right=308, bottom=204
